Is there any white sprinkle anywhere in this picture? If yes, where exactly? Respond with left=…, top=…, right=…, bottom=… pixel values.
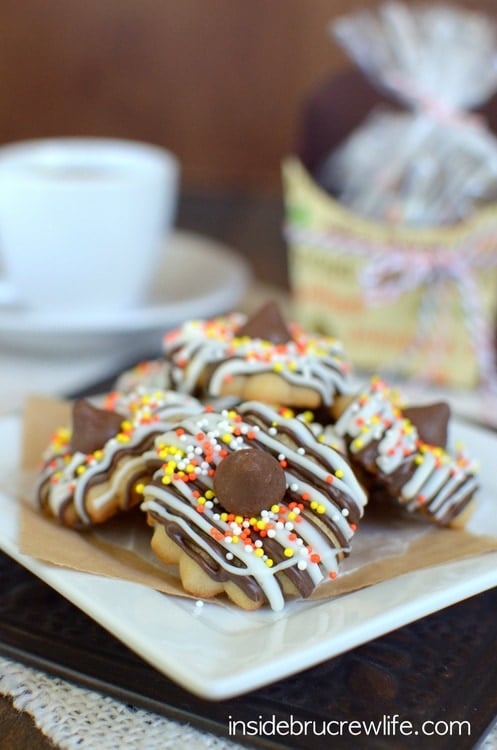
left=342, top=508, right=349, bottom=517
left=195, top=600, right=204, bottom=608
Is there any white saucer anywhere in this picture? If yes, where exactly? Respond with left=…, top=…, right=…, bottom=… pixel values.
left=0, top=230, right=252, bottom=355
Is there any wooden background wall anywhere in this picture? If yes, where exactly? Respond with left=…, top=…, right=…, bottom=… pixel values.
left=0, top=0, right=495, bottom=190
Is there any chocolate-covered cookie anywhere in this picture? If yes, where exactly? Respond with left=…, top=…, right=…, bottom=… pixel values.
left=141, top=401, right=367, bottom=611
left=163, top=302, right=355, bottom=409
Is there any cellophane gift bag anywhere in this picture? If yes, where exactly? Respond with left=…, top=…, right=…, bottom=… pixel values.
left=283, top=2, right=497, bottom=389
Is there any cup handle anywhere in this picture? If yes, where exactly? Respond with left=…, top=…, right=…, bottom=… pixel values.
left=0, top=278, right=17, bottom=305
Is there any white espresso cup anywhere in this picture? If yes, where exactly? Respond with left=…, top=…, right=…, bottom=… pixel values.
left=0, top=137, right=179, bottom=312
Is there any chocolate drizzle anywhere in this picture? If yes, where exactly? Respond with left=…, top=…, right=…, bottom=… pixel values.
left=163, top=519, right=268, bottom=605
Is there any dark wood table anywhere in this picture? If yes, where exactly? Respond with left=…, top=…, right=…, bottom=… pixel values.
left=0, top=188, right=287, bottom=750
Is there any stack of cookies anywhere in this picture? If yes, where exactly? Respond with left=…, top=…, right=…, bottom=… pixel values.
left=35, top=302, right=479, bottom=611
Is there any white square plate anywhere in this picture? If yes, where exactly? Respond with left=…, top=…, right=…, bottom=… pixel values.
left=1, top=412, right=497, bottom=700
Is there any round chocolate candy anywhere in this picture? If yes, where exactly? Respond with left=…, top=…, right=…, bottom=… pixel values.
left=213, top=448, right=287, bottom=516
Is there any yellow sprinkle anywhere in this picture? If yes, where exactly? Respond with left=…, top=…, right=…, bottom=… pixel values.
left=414, top=455, right=424, bottom=465
left=256, top=520, right=266, bottom=530
left=121, top=420, right=132, bottom=431
left=161, top=476, right=171, bottom=485
left=186, top=463, right=195, bottom=473
left=273, top=362, right=283, bottom=373
left=135, top=483, right=145, bottom=494
left=235, top=515, right=243, bottom=525
left=310, top=500, right=318, bottom=510
left=76, top=465, right=86, bottom=475
left=283, top=547, right=294, bottom=558
left=232, top=535, right=239, bottom=544
left=288, top=511, right=296, bottom=521
left=220, top=512, right=228, bottom=522
left=316, top=504, right=326, bottom=514
left=205, top=489, right=215, bottom=500
left=93, top=450, right=103, bottom=460
left=221, top=433, right=232, bottom=444
left=116, top=433, right=130, bottom=443
left=352, top=438, right=363, bottom=450
left=335, top=469, right=344, bottom=478
left=197, top=496, right=205, bottom=505
left=254, top=548, right=264, bottom=557
left=265, top=558, right=274, bottom=567
left=271, top=504, right=280, bottom=514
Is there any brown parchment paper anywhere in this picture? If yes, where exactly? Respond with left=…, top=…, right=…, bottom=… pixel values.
left=16, top=394, right=497, bottom=605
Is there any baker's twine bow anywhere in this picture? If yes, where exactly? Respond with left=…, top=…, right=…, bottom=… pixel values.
left=285, top=221, right=497, bottom=389
left=383, top=71, right=486, bottom=131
